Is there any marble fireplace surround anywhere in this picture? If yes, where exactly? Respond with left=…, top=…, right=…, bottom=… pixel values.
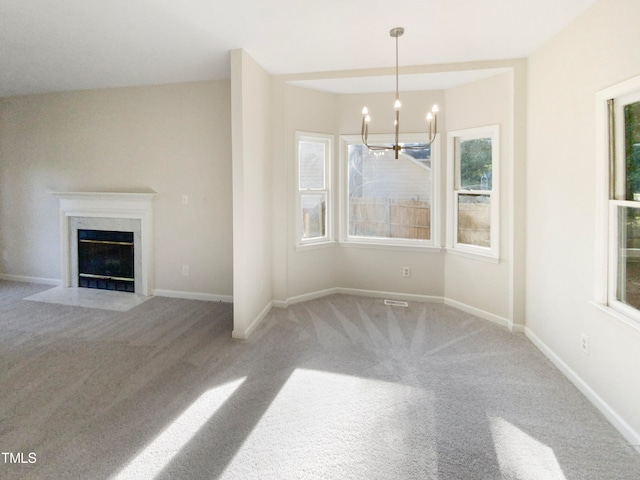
left=53, top=191, right=155, bottom=296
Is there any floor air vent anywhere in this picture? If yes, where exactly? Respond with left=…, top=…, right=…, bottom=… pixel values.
left=384, top=299, right=408, bottom=307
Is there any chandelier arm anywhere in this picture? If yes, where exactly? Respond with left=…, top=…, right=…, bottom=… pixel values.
left=361, top=116, right=368, bottom=145
left=363, top=143, right=393, bottom=151
left=362, top=138, right=437, bottom=154
left=434, top=114, right=438, bottom=141
left=400, top=143, right=431, bottom=150
left=398, top=134, right=438, bottom=150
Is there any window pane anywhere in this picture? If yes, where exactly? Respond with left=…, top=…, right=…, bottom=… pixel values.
left=400, top=143, right=431, bottom=168
left=299, top=141, right=325, bottom=190
left=301, top=193, right=326, bottom=239
left=457, top=194, right=490, bottom=247
left=348, top=144, right=431, bottom=240
left=616, top=206, right=640, bottom=309
left=459, top=138, right=492, bottom=190
left=625, top=101, right=640, bottom=201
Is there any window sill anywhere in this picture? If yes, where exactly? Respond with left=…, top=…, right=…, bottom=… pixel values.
left=590, top=301, right=640, bottom=336
left=295, top=240, right=337, bottom=252
left=445, top=247, right=500, bottom=264
left=339, top=240, right=443, bottom=253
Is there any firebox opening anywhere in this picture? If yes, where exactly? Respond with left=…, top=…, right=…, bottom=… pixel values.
left=78, top=229, right=135, bottom=293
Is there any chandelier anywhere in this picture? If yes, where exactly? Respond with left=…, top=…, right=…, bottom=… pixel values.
left=361, top=27, right=439, bottom=159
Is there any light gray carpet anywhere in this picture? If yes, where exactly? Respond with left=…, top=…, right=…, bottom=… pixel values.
left=0, top=280, right=639, bottom=479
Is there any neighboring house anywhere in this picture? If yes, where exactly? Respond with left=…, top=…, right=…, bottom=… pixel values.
left=351, top=145, right=431, bottom=203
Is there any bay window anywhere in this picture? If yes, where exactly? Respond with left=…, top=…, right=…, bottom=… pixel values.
left=340, top=134, right=440, bottom=248
left=447, top=125, right=500, bottom=260
left=296, top=132, right=333, bottom=247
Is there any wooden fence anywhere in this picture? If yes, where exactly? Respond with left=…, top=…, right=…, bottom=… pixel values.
left=349, top=197, right=491, bottom=245
left=457, top=203, right=490, bottom=247
left=302, top=201, right=325, bottom=239
left=349, top=198, right=430, bottom=240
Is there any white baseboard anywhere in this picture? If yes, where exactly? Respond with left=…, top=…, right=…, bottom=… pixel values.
left=338, top=288, right=443, bottom=304
left=525, top=327, right=640, bottom=454
left=444, top=297, right=514, bottom=330
left=272, top=288, right=340, bottom=308
left=153, top=289, right=233, bottom=303
left=0, top=274, right=61, bottom=286
left=232, top=301, right=272, bottom=340
left=274, top=287, right=443, bottom=309
left=273, top=287, right=518, bottom=331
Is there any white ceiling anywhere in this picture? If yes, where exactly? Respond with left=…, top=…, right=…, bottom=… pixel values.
left=0, top=0, right=597, bottom=98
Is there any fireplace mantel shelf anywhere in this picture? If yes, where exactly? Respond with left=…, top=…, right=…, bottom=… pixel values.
left=51, top=191, right=156, bottom=200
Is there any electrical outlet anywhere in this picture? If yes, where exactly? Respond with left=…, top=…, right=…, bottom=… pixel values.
left=182, top=264, right=189, bottom=276
left=581, top=333, right=589, bottom=355
left=403, top=266, right=411, bottom=278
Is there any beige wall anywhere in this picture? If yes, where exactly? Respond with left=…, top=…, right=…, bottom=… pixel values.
left=276, top=85, right=340, bottom=301
left=527, top=0, right=640, bottom=439
left=444, top=72, right=513, bottom=321
left=0, top=81, right=233, bottom=297
left=231, top=49, right=273, bottom=338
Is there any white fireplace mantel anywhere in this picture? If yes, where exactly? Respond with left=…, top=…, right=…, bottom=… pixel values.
left=52, top=191, right=156, bottom=296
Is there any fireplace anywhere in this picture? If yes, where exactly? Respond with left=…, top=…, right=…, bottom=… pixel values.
left=78, top=229, right=135, bottom=292
left=53, top=191, right=155, bottom=296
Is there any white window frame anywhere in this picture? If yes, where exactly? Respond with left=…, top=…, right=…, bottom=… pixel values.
left=446, top=125, right=500, bottom=261
left=339, top=133, right=441, bottom=250
left=595, top=74, right=640, bottom=330
left=295, top=131, right=333, bottom=249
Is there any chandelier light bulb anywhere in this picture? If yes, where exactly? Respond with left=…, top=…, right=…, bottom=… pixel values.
left=426, top=112, right=433, bottom=121
left=362, top=107, right=368, bottom=115
left=432, top=104, right=439, bottom=113
left=394, top=99, right=401, bottom=110
left=365, top=115, right=371, bottom=123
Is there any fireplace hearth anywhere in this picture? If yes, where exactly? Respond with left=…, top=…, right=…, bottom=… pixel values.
left=78, top=230, right=135, bottom=292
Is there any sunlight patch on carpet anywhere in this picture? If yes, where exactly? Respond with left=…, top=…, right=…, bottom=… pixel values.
left=490, top=417, right=567, bottom=480
left=112, top=377, right=246, bottom=480
left=219, top=369, right=437, bottom=479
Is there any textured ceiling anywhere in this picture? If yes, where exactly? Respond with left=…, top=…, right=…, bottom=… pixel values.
left=0, top=0, right=597, bottom=97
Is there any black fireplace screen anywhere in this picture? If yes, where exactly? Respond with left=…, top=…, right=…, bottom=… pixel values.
left=78, top=230, right=135, bottom=292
